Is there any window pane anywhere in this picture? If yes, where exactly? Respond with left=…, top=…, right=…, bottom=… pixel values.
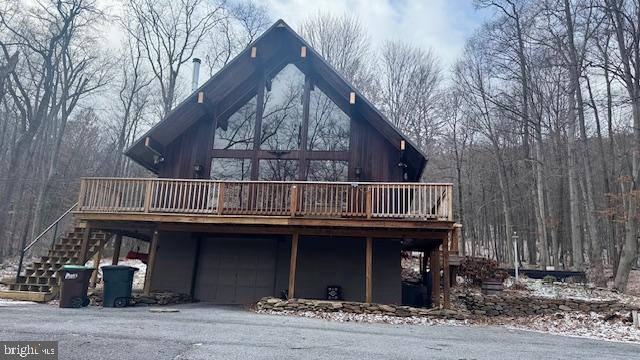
left=214, top=96, right=256, bottom=150
left=210, top=158, right=252, bottom=180
left=260, top=64, right=305, bottom=151
left=307, top=160, right=348, bottom=181
left=308, top=87, right=350, bottom=151
left=259, top=160, right=298, bottom=181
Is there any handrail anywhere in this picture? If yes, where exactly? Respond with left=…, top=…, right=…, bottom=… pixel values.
left=79, top=177, right=454, bottom=186
left=23, top=202, right=78, bottom=252
left=16, top=202, right=78, bottom=283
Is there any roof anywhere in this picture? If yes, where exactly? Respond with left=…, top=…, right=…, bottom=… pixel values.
left=125, top=19, right=427, bottom=177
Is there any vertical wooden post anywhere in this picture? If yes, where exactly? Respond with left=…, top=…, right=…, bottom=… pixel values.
left=143, top=230, right=160, bottom=296
left=365, top=188, right=372, bottom=219
left=217, top=183, right=225, bottom=215
left=430, top=247, right=441, bottom=308
left=290, top=185, right=299, bottom=217
left=443, top=235, right=451, bottom=309
left=288, top=232, right=299, bottom=299
left=90, top=238, right=105, bottom=288
left=77, top=179, right=86, bottom=209
left=78, top=227, right=91, bottom=265
left=447, top=185, right=453, bottom=221
left=143, top=180, right=153, bottom=213
left=112, top=234, right=123, bottom=265
left=365, top=237, right=373, bottom=303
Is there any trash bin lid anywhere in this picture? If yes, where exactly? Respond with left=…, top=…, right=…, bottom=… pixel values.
left=62, top=265, right=94, bottom=270
left=101, top=265, right=139, bottom=271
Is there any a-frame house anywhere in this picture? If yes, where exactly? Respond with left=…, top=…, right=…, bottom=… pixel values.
left=4, top=20, right=457, bottom=307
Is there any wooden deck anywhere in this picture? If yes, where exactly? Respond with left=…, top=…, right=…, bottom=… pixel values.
left=74, top=178, right=455, bottom=233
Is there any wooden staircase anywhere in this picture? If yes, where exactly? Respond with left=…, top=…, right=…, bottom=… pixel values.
left=0, top=227, right=110, bottom=302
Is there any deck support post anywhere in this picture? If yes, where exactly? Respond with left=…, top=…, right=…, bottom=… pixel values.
left=78, top=227, right=91, bottom=265
left=112, top=234, right=122, bottom=265
left=443, top=234, right=451, bottom=309
left=89, top=238, right=105, bottom=288
left=365, top=237, right=373, bottom=303
left=288, top=232, right=299, bottom=299
left=430, top=246, right=441, bottom=308
left=143, top=230, right=160, bottom=296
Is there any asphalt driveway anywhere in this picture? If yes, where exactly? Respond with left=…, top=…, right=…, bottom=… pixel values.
left=0, top=302, right=637, bottom=359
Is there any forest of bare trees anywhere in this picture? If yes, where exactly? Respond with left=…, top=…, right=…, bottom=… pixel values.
left=1, top=0, right=639, bottom=291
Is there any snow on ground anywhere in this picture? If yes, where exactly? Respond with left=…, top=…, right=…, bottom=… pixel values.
left=0, top=299, right=38, bottom=306
left=506, top=277, right=640, bottom=307
left=85, top=258, right=147, bottom=290
left=481, top=312, right=640, bottom=344
left=258, top=308, right=640, bottom=344
left=0, top=257, right=147, bottom=290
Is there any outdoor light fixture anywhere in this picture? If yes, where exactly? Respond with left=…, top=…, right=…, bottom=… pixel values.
left=354, top=167, right=362, bottom=177
left=193, top=164, right=204, bottom=177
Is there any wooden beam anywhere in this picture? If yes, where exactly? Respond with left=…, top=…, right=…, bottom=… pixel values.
left=143, top=230, right=160, bottom=296
left=78, top=227, right=91, bottom=265
left=288, top=232, right=299, bottom=299
left=443, top=235, right=451, bottom=309
left=365, top=237, right=373, bottom=303
left=74, top=212, right=456, bottom=230
left=251, top=73, right=266, bottom=179
left=430, top=247, right=441, bottom=308
left=89, top=238, right=105, bottom=288
left=144, top=136, right=165, bottom=157
left=112, top=234, right=122, bottom=265
left=298, top=75, right=311, bottom=180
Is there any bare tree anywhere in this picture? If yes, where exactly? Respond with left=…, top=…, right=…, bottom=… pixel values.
left=123, top=0, right=225, bottom=117
left=299, top=12, right=376, bottom=98
left=380, top=41, right=443, bottom=153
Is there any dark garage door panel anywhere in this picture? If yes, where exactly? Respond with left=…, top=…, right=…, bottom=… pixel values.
left=195, top=238, right=276, bottom=304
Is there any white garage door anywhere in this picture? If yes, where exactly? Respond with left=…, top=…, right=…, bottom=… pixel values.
left=194, top=238, right=277, bottom=304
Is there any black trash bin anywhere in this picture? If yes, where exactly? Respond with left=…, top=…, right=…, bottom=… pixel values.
left=59, top=265, right=94, bottom=308
left=101, top=265, right=139, bottom=308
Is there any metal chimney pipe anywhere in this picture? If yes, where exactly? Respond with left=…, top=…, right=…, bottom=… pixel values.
left=191, top=58, right=201, bottom=92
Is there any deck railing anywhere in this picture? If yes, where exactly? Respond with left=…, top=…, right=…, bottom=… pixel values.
left=77, top=178, right=454, bottom=221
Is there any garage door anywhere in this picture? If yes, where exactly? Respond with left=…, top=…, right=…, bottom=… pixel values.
left=194, top=238, right=276, bottom=304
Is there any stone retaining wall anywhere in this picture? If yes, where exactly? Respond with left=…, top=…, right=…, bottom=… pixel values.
left=460, top=291, right=638, bottom=316
left=256, top=297, right=467, bottom=319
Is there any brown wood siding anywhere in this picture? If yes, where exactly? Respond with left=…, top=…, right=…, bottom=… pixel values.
left=158, top=116, right=213, bottom=179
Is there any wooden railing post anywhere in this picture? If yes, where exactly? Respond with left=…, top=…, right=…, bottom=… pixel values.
left=143, top=180, right=153, bottom=213
left=365, top=187, right=372, bottom=219
left=217, top=183, right=225, bottom=215
left=77, top=179, right=87, bottom=210
left=290, top=185, right=298, bottom=217
left=447, top=185, right=453, bottom=221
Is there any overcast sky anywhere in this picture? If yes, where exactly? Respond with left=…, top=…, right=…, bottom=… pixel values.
left=253, top=0, right=487, bottom=67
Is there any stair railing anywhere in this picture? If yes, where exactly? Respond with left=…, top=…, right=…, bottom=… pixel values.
left=15, top=202, right=78, bottom=283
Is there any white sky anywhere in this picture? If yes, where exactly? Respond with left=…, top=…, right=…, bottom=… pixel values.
left=253, top=0, right=486, bottom=68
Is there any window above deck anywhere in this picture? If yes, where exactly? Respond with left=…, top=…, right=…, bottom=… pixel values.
left=210, top=62, right=352, bottom=182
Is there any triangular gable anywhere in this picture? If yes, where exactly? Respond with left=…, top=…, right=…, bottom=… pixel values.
left=125, top=19, right=427, bottom=178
